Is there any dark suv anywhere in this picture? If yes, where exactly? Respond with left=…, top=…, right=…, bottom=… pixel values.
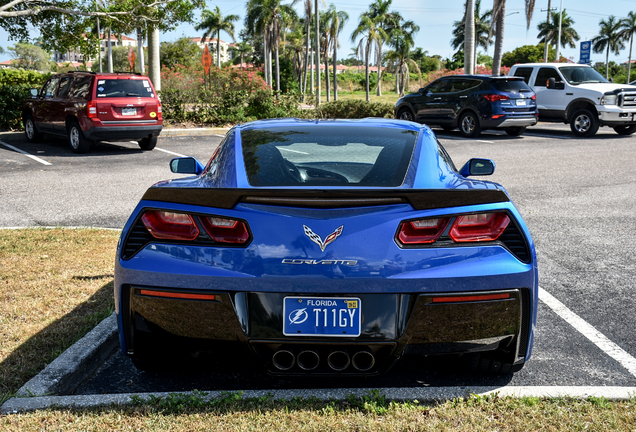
left=395, top=75, right=538, bottom=137
left=22, top=71, right=163, bottom=153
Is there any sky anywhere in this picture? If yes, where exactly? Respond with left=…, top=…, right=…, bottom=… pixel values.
left=2, top=0, right=636, bottom=65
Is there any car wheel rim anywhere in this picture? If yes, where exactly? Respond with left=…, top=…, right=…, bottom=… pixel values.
left=70, top=128, right=79, bottom=149
left=462, top=116, right=475, bottom=134
left=575, top=115, right=590, bottom=133
left=400, top=111, right=412, bottom=121
left=26, top=121, right=34, bottom=139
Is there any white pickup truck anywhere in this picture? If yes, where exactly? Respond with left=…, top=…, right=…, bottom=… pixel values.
left=509, top=63, right=636, bottom=137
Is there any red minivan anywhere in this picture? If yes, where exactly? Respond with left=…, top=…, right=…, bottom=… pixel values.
left=22, top=71, right=163, bottom=153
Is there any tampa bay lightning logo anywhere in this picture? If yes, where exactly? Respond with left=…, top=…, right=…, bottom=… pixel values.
left=288, top=308, right=308, bottom=325
left=303, top=225, right=344, bottom=252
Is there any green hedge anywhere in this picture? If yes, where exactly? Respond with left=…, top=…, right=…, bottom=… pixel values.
left=0, top=85, right=32, bottom=130
left=0, top=69, right=49, bottom=87
left=314, top=99, right=395, bottom=119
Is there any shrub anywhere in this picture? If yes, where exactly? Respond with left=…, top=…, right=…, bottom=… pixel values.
left=314, top=99, right=394, bottom=119
left=0, top=84, right=32, bottom=130
left=0, top=69, right=50, bottom=87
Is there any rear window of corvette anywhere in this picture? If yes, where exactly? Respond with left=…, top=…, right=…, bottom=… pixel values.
left=241, top=126, right=418, bottom=187
left=95, top=79, right=155, bottom=98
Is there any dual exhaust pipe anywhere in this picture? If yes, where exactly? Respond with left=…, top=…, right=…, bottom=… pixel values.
left=272, top=349, right=375, bottom=372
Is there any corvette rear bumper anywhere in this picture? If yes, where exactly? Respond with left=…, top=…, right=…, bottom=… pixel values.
left=120, top=286, right=531, bottom=375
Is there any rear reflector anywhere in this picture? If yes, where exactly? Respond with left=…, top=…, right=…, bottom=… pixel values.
left=432, top=293, right=511, bottom=303
left=139, top=289, right=219, bottom=301
left=201, top=216, right=250, bottom=244
left=448, top=212, right=510, bottom=242
left=398, top=217, right=450, bottom=244
left=141, top=210, right=200, bottom=240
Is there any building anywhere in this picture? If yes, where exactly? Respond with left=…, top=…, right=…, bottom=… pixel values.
left=53, top=33, right=138, bottom=64
left=190, top=37, right=236, bottom=64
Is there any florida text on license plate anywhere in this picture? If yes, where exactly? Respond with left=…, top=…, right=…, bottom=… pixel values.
left=283, top=297, right=361, bottom=337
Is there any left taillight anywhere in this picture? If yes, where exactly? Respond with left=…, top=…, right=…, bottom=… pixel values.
left=397, top=212, right=510, bottom=246
left=201, top=217, right=250, bottom=244
left=141, top=210, right=199, bottom=240
left=87, top=100, right=97, bottom=119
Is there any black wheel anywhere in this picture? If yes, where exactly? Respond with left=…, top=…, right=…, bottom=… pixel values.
left=466, top=353, right=525, bottom=375
left=397, top=108, right=415, bottom=122
left=68, top=121, right=92, bottom=153
left=570, top=109, right=599, bottom=137
left=613, top=125, right=636, bottom=135
left=504, top=127, right=526, bottom=136
left=24, top=115, right=42, bottom=143
left=138, top=135, right=157, bottom=150
left=459, top=111, right=481, bottom=138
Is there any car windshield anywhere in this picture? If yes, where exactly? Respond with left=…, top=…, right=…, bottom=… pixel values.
left=241, top=126, right=418, bottom=187
left=559, top=67, right=609, bottom=84
left=95, top=79, right=155, bottom=98
left=490, top=79, right=533, bottom=93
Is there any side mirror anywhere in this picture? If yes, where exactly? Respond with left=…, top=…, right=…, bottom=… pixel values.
left=547, top=78, right=564, bottom=90
left=170, top=157, right=204, bottom=175
left=30, top=88, right=38, bottom=98
left=418, top=87, right=426, bottom=93
left=609, top=77, right=614, bottom=83
left=459, top=158, right=495, bottom=177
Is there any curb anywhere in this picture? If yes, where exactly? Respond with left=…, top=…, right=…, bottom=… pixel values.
left=12, top=313, right=118, bottom=398
left=3, top=386, right=636, bottom=414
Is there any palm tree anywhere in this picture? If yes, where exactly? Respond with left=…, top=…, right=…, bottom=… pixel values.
left=196, top=6, right=239, bottom=68
left=321, top=5, right=348, bottom=101
left=231, top=41, right=253, bottom=68
left=351, top=13, right=386, bottom=101
left=465, top=0, right=475, bottom=74
left=619, top=11, right=636, bottom=84
left=386, top=22, right=420, bottom=96
left=490, top=0, right=537, bottom=75
left=365, top=0, right=400, bottom=96
left=537, top=9, right=580, bottom=58
left=301, top=0, right=312, bottom=101
left=451, top=0, right=491, bottom=72
left=591, top=15, right=625, bottom=79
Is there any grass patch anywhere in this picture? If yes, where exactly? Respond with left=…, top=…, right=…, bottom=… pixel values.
left=319, top=91, right=402, bottom=105
left=0, top=228, right=119, bottom=403
left=1, top=393, right=635, bottom=430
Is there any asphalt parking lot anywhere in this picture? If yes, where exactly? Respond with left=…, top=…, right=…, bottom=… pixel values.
left=1, top=123, right=635, bottom=394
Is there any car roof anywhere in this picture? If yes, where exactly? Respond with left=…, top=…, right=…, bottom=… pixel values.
left=511, top=63, right=589, bottom=68
left=236, top=117, right=425, bottom=133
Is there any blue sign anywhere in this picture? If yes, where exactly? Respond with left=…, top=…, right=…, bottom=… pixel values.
left=580, top=41, right=591, bottom=64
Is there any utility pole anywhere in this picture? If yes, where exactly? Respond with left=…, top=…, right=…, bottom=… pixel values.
left=555, top=0, right=564, bottom=61
left=542, top=0, right=553, bottom=62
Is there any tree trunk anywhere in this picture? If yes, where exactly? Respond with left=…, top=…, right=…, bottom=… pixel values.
left=96, top=18, right=103, bottom=73
left=325, top=51, right=330, bottom=102
left=314, top=0, right=321, bottom=106
left=365, top=41, right=370, bottom=102
left=216, top=31, right=221, bottom=68
left=628, top=33, right=634, bottom=84
left=464, top=0, right=475, bottom=74
left=376, top=42, right=382, bottom=96
left=107, top=27, right=113, bottom=73
left=492, top=1, right=505, bottom=76
left=544, top=0, right=551, bottom=61
left=395, top=71, right=399, bottom=94
left=311, top=50, right=314, bottom=94
left=302, top=18, right=310, bottom=102
left=137, top=28, right=144, bottom=74
left=605, top=46, right=610, bottom=79
left=333, top=22, right=339, bottom=101
left=147, top=25, right=161, bottom=91
left=263, top=32, right=269, bottom=86
left=275, top=40, right=280, bottom=98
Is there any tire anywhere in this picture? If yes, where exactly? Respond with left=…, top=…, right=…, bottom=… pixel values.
left=397, top=108, right=415, bottom=122
left=613, top=125, right=636, bottom=135
left=504, top=127, right=526, bottom=136
left=570, top=109, right=599, bottom=137
left=466, top=353, right=525, bottom=375
left=24, top=115, right=42, bottom=143
left=459, top=111, right=481, bottom=138
left=138, top=135, right=157, bottom=150
left=68, top=121, right=92, bottom=154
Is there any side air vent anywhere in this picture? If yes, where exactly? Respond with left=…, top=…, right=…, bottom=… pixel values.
left=498, top=222, right=531, bottom=263
left=122, top=220, right=153, bottom=259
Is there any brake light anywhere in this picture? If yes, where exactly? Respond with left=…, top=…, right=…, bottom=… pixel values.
left=139, top=289, right=219, bottom=301
left=448, top=213, right=510, bottom=242
left=201, top=217, right=250, bottom=244
left=87, top=100, right=97, bottom=119
left=483, top=94, right=509, bottom=102
left=397, top=217, right=450, bottom=245
left=141, top=210, right=200, bottom=240
left=531, top=94, right=536, bottom=100
left=157, top=102, right=162, bottom=116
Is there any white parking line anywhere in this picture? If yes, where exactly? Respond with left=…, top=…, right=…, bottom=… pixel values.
left=155, top=147, right=187, bottom=157
left=539, top=286, right=636, bottom=378
left=0, top=140, right=52, bottom=166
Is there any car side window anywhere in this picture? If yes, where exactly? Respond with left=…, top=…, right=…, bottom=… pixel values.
left=513, top=67, right=533, bottom=84
left=56, top=77, right=73, bottom=98
left=534, top=68, right=562, bottom=87
left=71, top=76, right=92, bottom=99
left=427, top=80, right=450, bottom=94
left=450, top=78, right=481, bottom=92
left=40, top=78, right=60, bottom=98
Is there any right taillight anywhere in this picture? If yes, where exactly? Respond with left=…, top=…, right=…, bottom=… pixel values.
left=141, top=210, right=200, bottom=241
left=87, top=100, right=97, bottom=119
left=201, top=217, right=250, bottom=244
left=449, top=213, right=510, bottom=242
left=483, top=94, right=509, bottom=102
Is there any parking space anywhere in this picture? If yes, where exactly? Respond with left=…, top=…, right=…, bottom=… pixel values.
left=2, top=123, right=636, bottom=391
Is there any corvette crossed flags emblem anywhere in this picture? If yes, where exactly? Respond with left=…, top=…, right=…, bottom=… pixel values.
left=303, top=225, right=344, bottom=252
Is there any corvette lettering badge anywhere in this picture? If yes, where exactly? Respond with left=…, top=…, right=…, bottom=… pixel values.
left=282, top=259, right=358, bottom=265
left=303, top=224, right=343, bottom=252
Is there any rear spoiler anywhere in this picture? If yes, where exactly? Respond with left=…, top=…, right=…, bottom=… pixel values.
left=142, top=188, right=509, bottom=210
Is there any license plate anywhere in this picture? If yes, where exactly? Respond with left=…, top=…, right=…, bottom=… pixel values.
left=516, top=99, right=527, bottom=106
left=283, top=297, right=361, bottom=337
left=122, top=107, right=137, bottom=116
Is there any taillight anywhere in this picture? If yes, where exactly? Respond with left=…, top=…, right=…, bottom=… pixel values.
left=531, top=94, right=536, bottom=100
left=157, top=102, right=162, bottom=117
left=398, top=217, right=450, bottom=245
left=201, top=217, right=250, bottom=244
left=141, top=210, right=199, bottom=240
left=483, top=94, right=509, bottom=102
left=448, top=213, right=510, bottom=242
left=87, top=100, right=97, bottom=119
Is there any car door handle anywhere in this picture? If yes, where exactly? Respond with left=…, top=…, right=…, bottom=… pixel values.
left=434, top=97, right=441, bottom=100
left=459, top=96, right=468, bottom=99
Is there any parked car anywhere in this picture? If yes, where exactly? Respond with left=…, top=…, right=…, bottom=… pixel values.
left=509, top=63, right=636, bottom=137
left=395, top=75, right=538, bottom=137
left=115, top=118, right=538, bottom=376
left=22, top=71, right=162, bottom=153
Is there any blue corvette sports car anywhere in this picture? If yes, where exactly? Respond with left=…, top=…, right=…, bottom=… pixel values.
left=115, top=118, right=537, bottom=376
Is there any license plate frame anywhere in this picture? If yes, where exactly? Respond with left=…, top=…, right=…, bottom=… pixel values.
left=516, top=99, right=527, bottom=106
left=283, top=296, right=361, bottom=337
left=122, top=107, right=137, bottom=116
